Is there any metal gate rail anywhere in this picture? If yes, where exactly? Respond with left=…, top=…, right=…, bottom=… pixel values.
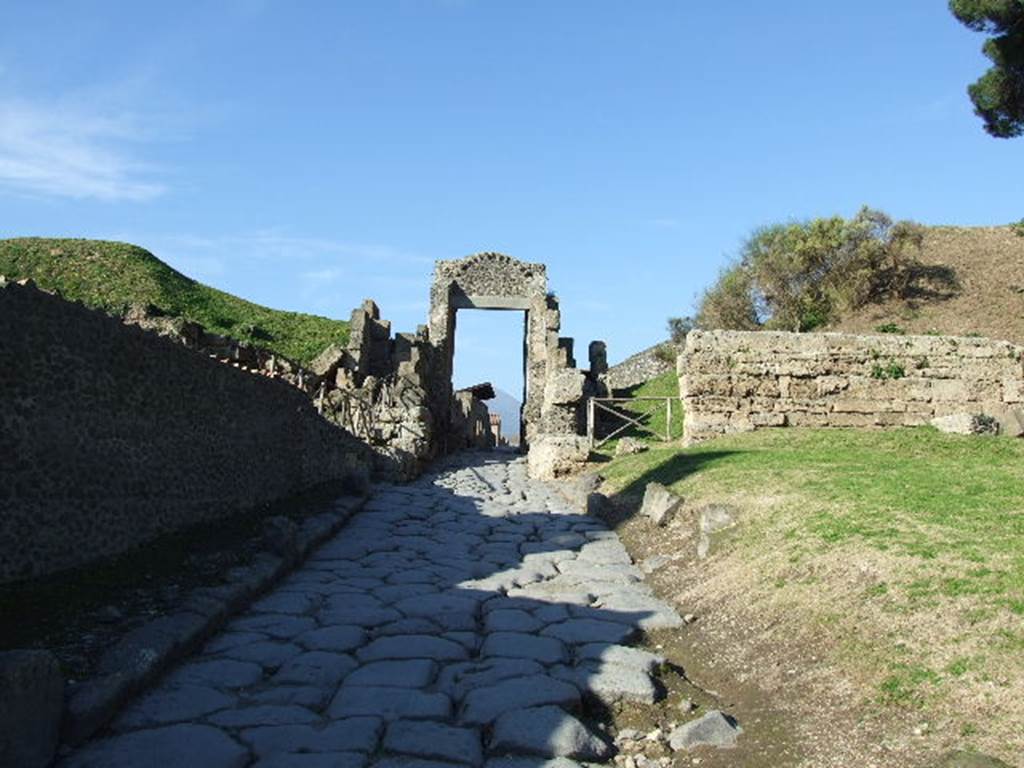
left=586, top=396, right=678, bottom=448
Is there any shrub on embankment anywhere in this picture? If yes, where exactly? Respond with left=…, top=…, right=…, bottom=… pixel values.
left=0, top=238, right=349, bottom=365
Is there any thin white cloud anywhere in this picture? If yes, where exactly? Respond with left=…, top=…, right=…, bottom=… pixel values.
left=300, top=267, right=345, bottom=284
left=0, top=97, right=165, bottom=201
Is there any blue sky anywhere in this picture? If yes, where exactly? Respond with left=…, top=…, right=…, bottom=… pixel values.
left=2, top=1, right=1022, bottom=397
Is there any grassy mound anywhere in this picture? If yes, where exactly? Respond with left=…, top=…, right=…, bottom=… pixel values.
left=0, top=238, right=349, bottom=365
left=599, top=427, right=1024, bottom=760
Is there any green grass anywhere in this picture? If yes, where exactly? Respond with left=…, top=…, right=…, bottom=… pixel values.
left=599, top=426, right=1024, bottom=714
left=0, top=238, right=349, bottom=365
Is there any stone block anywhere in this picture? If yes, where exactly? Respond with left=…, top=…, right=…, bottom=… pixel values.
left=544, top=369, right=586, bottom=408
left=310, top=343, right=346, bottom=378
left=931, top=413, right=998, bottom=435
left=640, top=483, right=684, bottom=527
left=588, top=341, right=608, bottom=375
left=0, top=651, right=63, bottom=768
left=527, top=435, right=590, bottom=480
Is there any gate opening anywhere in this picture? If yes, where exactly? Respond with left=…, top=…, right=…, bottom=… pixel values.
left=452, top=309, right=526, bottom=447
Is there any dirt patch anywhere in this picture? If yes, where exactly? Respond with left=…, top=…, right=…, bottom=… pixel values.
left=593, top=490, right=1016, bottom=768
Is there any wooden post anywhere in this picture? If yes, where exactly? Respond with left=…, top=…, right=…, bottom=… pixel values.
left=666, top=397, right=672, bottom=441
left=587, top=398, right=595, bottom=448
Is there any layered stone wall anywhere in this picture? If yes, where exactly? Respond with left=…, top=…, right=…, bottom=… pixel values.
left=0, top=279, right=371, bottom=584
left=310, top=300, right=436, bottom=479
left=680, top=330, right=1024, bottom=443
left=605, top=342, right=677, bottom=392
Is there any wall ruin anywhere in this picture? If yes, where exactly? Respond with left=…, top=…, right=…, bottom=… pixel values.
left=0, top=279, right=371, bottom=584
left=680, top=329, right=1024, bottom=443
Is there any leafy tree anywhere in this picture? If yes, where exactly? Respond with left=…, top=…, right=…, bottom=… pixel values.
left=695, top=207, right=928, bottom=332
left=950, top=0, right=1024, bottom=138
left=695, top=263, right=760, bottom=331
left=666, top=315, right=696, bottom=344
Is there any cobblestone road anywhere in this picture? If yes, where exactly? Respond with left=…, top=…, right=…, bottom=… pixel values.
left=63, top=452, right=682, bottom=768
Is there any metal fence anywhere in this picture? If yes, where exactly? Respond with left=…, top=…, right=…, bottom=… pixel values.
left=586, top=396, right=680, bottom=448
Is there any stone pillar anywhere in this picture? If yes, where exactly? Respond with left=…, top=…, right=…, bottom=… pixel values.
left=588, top=341, right=608, bottom=375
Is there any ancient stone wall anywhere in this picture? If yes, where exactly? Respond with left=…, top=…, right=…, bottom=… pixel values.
left=605, top=342, right=677, bottom=392
left=680, top=330, right=1024, bottom=443
left=450, top=391, right=496, bottom=451
left=0, top=279, right=371, bottom=584
left=311, top=300, right=436, bottom=480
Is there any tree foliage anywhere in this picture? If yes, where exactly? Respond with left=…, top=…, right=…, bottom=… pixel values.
left=666, top=315, right=696, bottom=344
left=950, top=0, right=1024, bottom=138
left=695, top=207, right=928, bottom=332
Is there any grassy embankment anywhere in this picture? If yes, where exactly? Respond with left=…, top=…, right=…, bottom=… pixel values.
left=0, top=237, right=349, bottom=365
left=595, top=373, right=1024, bottom=760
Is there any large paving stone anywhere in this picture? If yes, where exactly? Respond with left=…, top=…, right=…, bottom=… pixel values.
left=437, top=659, right=546, bottom=702
left=328, top=687, right=453, bottom=721
left=540, top=620, right=636, bottom=646
left=343, top=659, right=438, bottom=688
left=383, top=720, right=484, bottom=766
left=481, top=633, right=568, bottom=665
left=112, top=684, right=235, bottom=730
left=485, top=757, right=583, bottom=768
left=219, top=641, right=303, bottom=670
left=253, top=753, right=367, bottom=768
left=248, top=685, right=332, bottom=710
left=62, top=723, right=249, bottom=768
left=557, top=662, right=659, bottom=705
left=293, top=625, right=367, bottom=653
left=374, top=758, right=466, bottom=768
left=251, top=592, right=321, bottom=616
left=230, top=615, right=318, bottom=640
left=241, top=717, right=383, bottom=756
left=484, top=610, right=543, bottom=633
left=459, top=675, right=580, bottom=725
left=206, top=704, right=320, bottom=728
left=271, top=651, right=357, bottom=689
left=357, top=635, right=469, bottom=662
left=488, top=706, right=612, bottom=760
left=167, top=659, right=265, bottom=689
left=575, top=643, right=663, bottom=673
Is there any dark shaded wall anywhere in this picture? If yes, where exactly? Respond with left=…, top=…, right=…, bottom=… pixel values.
left=0, top=279, right=370, bottom=584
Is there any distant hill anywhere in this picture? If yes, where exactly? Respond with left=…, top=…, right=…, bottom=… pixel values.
left=830, top=225, right=1024, bottom=344
left=489, top=388, right=522, bottom=441
left=0, top=238, right=349, bottom=365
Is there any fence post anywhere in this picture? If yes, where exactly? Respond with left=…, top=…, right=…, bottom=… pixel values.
left=666, top=397, right=672, bottom=441
left=587, top=398, right=595, bottom=448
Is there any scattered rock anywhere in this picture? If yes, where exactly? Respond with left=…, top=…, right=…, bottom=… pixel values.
left=678, top=698, right=697, bottom=713
left=489, top=705, right=613, bottom=760
left=310, top=342, right=347, bottom=379
left=640, top=483, right=684, bottom=527
left=0, top=650, right=64, bottom=768
left=931, top=413, right=999, bottom=435
left=668, top=711, right=742, bottom=751
left=696, top=505, right=737, bottom=560
left=615, top=437, right=648, bottom=456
